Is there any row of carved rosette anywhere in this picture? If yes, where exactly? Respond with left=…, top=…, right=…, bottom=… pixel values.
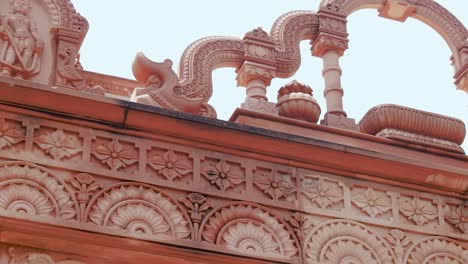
left=0, top=108, right=466, bottom=263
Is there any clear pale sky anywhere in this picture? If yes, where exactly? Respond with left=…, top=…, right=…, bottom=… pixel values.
left=72, top=0, right=468, bottom=150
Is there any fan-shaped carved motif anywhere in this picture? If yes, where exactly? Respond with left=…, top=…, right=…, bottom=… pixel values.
left=304, top=219, right=397, bottom=264
left=0, top=161, right=77, bottom=220
left=200, top=202, right=298, bottom=259
left=86, top=183, right=191, bottom=240
left=404, top=236, right=468, bottom=264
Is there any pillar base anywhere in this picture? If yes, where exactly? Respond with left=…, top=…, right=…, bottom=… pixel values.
left=241, top=97, right=278, bottom=115
left=321, top=113, right=359, bottom=131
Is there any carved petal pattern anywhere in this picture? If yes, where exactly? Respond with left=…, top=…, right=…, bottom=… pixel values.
left=304, top=219, right=397, bottom=264
left=223, top=222, right=280, bottom=256
left=201, top=202, right=298, bottom=258
left=302, top=177, right=342, bottom=209
left=445, top=206, right=468, bottom=234
left=254, top=170, right=294, bottom=201
left=0, top=117, right=24, bottom=150
left=201, top=160, right=244, bottom=191
left=87, top=183, right=190, bottom=240
left=0, top=162, right=77, bottom=220
left=148, top=150, right=192, bottom=181
left=35, top=130, right=82, bottom=160
left=400, top=197, right=437, bottom=226
left=352, top=188, right=392, bottom=217
left=93, top=139, right=136, bottom=170
left=404, top=237, right=468, bottom=264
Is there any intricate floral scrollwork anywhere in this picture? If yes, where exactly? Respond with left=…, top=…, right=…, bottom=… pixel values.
left=404, top=236, right=468, bottom=264
left=86, top=183, right=191, bottom=240
left=200, top=202, right=299, bottom=259
left=0, top=161, right=77, bottom=220
left=67, top=173, right=101, bottom=222
left=304, top=219, right=397, bottom=263
left=385, top=229, right=413, bottom=264
left=179, top=193, right=212, bottom=239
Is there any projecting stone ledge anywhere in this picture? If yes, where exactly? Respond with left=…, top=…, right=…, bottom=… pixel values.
left=359, top=104, right=466, bottom=154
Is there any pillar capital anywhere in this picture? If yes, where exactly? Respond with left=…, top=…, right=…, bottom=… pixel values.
left=312, top=32, right=348, bottom=58
left=236, top=61, right=276, bottom=87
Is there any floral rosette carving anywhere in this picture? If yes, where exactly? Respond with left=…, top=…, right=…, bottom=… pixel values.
left=352, top=188, right=392, bottom=218
left=200, top=202, right=298, bottom=259
left=302, top=176, right=343, bottom=209
left=0, top=162, right=77, bottom=220
left=35, top=129, right=82, bottom=160
left=148, top=150, right=192, bottom=181
left=304, top=219, right=397, bottom=264
left=400, top=197, right=437, bottom=226
left=254, top=169, right=295, bottom=201
left=404, top=236, right=468, bottom=264
left=0, top=117, right=24, bottom=150
left=201, top=160, right=244, bottom=191
left=445, top=205, right=468, bottom=234
left=93, top=139, right=137, bottom=170
left=87, top=183, right=191, bottom=240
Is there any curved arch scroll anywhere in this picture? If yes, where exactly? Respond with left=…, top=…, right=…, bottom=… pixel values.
left=131, top=11, right=319, bottom=118
left=318, top=0, right=468, bottom=91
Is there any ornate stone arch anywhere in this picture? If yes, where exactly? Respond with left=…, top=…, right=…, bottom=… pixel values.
left=318, top=0, right=468, bottom=91
left=404, top=236, right=468, bottom=264
left=303, top=219, right=397, bottom=263
left=0, top=161, right=78, bottom=220
left=85, top=182, right=192, bottom=240
left=199, top=201, right=299, bottom=260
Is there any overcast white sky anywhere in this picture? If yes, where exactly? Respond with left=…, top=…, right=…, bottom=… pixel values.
left=72, top=0, right=467, bottom=150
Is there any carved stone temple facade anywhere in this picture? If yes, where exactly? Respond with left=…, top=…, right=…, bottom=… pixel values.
left=0, top=0, right=466, bottom=263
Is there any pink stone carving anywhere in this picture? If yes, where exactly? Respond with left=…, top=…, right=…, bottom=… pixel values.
left=404, top=236, right=468, bottom=264
left=179, top=193, right=212, bottom=240
left=399, top=197, right=437, bottom=226
left=276, top=80, right=321, bottom=123
left=86, top=183, right=191, bottom=240
left=8, top=247, right=85, bottom=264
left=148, top=149, right=192, bottom=181
left=0, top=116, right=24, bottom=149
left=352, top=188, right=392, bottom=218
left=201, top=159, right=244, bottom=191
left=385, top=229, right=413, bottom=264
left=302, top=176, right=343, bottom=209
left=318, top=0, right=468, bottom=92
left=284, top=212, right=314, bottom=241
left=359, top=104, right=466, bottom=153
left=304, top=219, right=397, bottom=263
left=93, top=139, right=137, bottom=171
left=35, top=129, right=82, bottom=161
left=0, top=0, right=43, bottom=79
left=445, top=205, right=468, bottom=234
left=57, top=45, right=104, bottom=95
left=67, top=173, right=101, bottom=222
left=254, top=169, right=295, bottom=201
left=131, top=12, right=319, bottom=117
left=200, top=202, right=298, bottom=259
left=0, top=161, right=77, bottom=220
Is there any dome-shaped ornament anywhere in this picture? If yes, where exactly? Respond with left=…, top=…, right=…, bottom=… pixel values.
left=276, top=80, right=321, bottom=123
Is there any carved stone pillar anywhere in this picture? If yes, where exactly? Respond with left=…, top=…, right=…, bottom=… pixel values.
left=312, top=9, right=358, bottom=130
left=236, top=28, right=278, bottom=115
left=454, top=42, right=468, bottom=92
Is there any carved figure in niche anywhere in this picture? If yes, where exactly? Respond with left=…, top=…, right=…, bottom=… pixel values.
left=0, top=0, right=43, bottom=79
left=57, top=46, right=104, bottom=95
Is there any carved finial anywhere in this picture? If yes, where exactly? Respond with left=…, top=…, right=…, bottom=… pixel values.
left=277, top=80, right=321, bottom=123
left=244, top=27, right=272, bottom=41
